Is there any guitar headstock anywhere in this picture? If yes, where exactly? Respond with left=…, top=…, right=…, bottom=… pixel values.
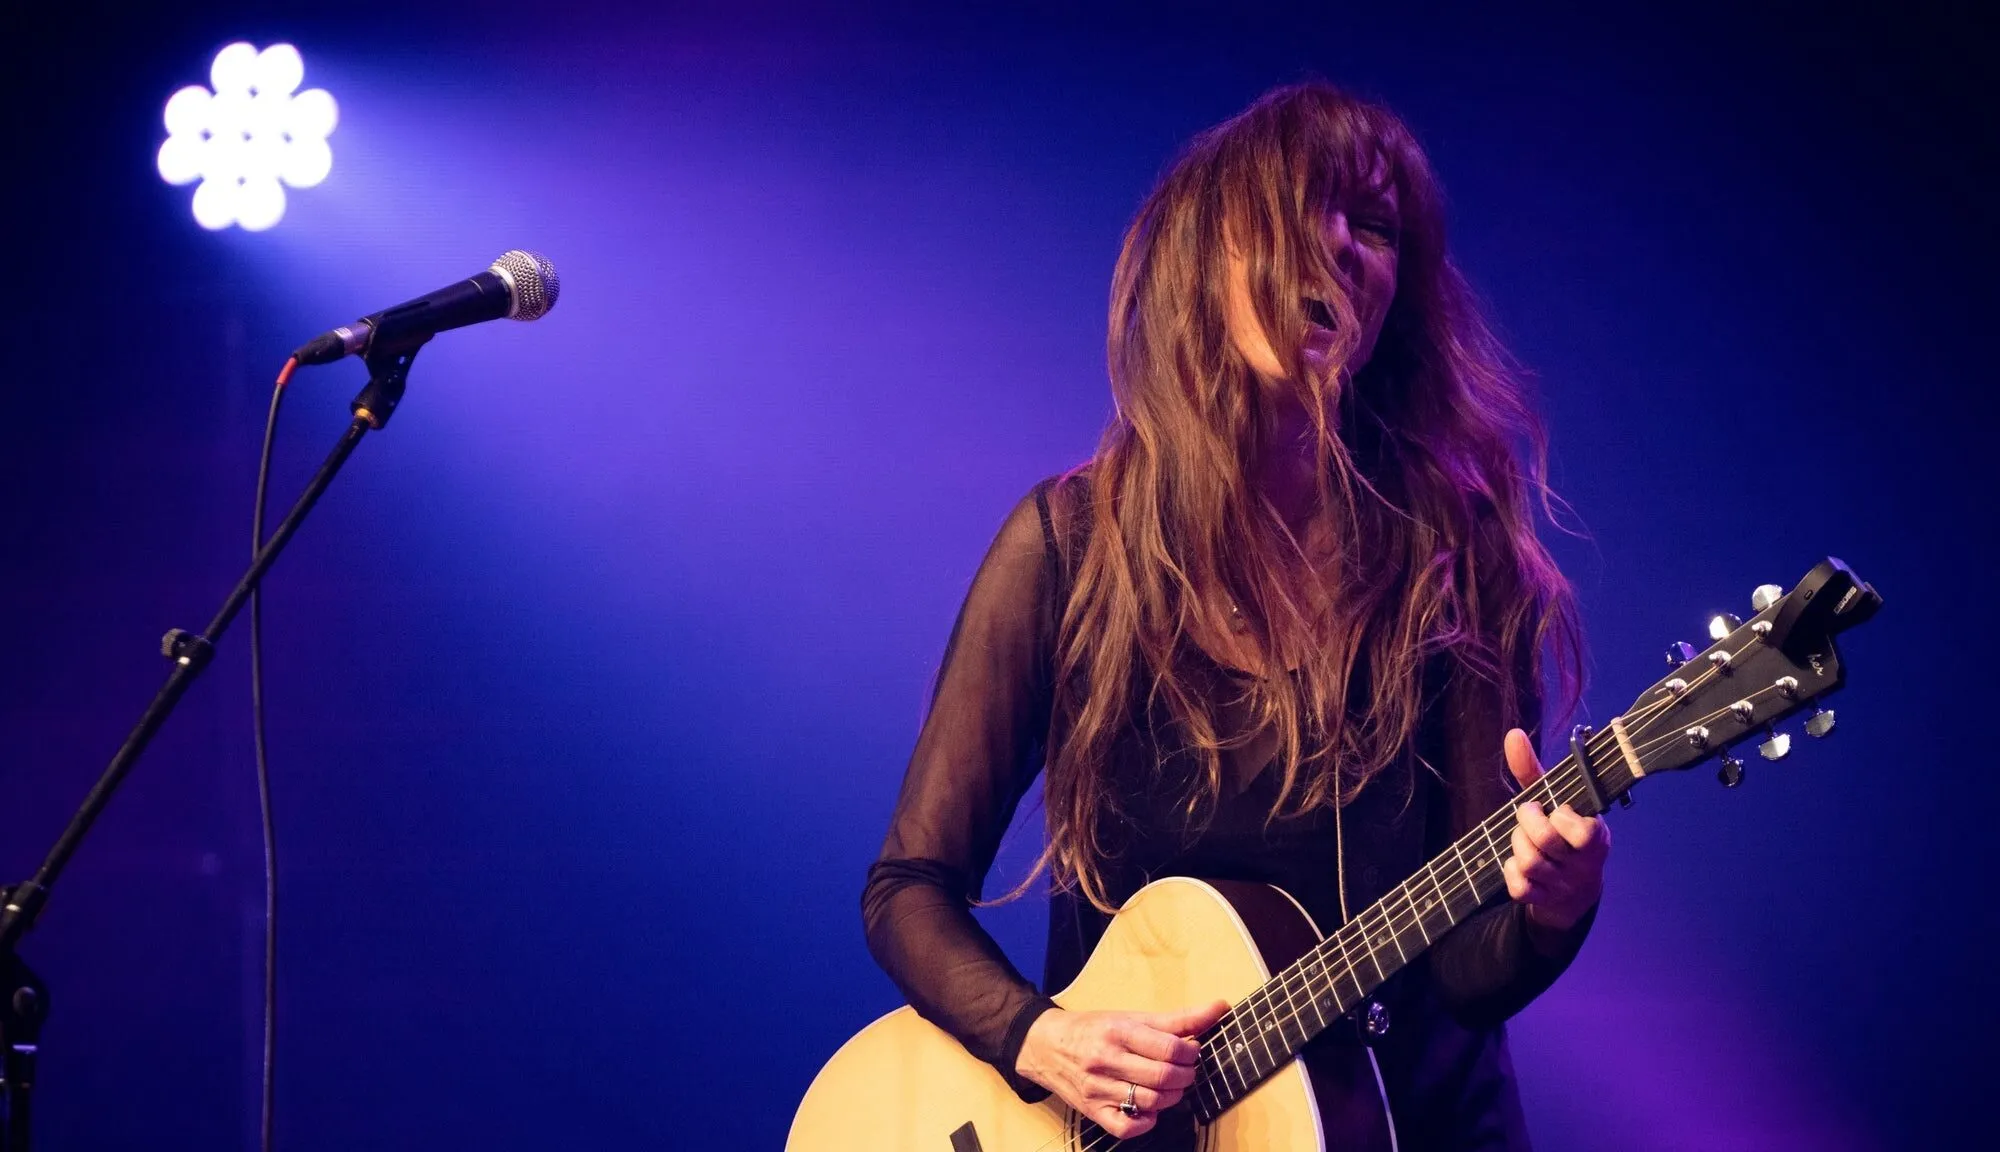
left=1604, top=558, right=1881, bottom=791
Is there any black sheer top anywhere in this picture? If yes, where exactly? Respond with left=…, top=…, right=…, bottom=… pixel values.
left=862, top=475, right=1590, bottom=1150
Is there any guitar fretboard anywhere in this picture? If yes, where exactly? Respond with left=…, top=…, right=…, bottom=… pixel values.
left=1188, top=741, right=1632, bottom=1122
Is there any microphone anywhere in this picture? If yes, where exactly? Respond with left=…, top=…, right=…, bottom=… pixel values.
left=292, top=250, right=560, bottom=365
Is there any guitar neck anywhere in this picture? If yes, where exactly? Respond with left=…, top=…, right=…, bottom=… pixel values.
left=1190, top=738, right=1635, bottom=1122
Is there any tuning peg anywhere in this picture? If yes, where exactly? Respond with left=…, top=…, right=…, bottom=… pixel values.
left=1751, top=584, right=1785, bottom=612
left=1759, top=727, right=1793, bottom=761
left=1665, top=641, right=1697, bottom=668
left=1708, top=613, right=1743, bottom=640
left=1805, top=707, right=1836, bottom=738
left=1717, top=754, right=1745, bottom=788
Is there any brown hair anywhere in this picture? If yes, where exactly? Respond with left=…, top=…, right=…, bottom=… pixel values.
left=1043, top=80, right=1583, bottom=913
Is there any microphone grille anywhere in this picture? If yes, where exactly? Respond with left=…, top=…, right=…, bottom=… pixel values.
left=491, top=249, right=560, bottom=322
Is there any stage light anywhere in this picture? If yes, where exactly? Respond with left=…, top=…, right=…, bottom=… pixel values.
left=157, top=42, right=338, bottom=232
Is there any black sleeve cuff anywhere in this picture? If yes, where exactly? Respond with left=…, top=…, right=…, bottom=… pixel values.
left=995, top=996, right=1060, bottom=1102
left=1433, top=898, right=1599, bottom=1029
left=1522, top=900, right=1597, bottom=969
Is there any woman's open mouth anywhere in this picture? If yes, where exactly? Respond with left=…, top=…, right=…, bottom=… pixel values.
left=1304, top=298, right=1337, bottom=332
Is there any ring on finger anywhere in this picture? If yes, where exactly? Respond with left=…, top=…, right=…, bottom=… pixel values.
left=1120, top=1081, right=1139, bottom=1118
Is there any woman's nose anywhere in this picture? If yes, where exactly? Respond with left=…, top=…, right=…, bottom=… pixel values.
left=1327, top=213, right=1358, bottom=277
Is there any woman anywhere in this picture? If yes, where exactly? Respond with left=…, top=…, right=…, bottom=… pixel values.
left=861, top=81, right=1608, bottom=1150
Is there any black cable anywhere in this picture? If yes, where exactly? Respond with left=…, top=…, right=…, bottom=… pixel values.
left=249, top=359, right=293, bottom=1152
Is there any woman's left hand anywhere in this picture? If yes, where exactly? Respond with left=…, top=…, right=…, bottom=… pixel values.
left=1501, top=728, right=1610, bottom=944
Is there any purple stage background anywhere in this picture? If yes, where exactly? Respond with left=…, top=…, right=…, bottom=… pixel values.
left=4, top=3, right=1991, bottom=1149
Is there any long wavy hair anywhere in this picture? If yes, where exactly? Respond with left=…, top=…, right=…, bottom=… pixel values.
left=1043, top=81, right=1583, bottom=914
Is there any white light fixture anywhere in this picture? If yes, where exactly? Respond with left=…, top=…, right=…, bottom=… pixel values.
left=158, top=43, right=338, bottom=232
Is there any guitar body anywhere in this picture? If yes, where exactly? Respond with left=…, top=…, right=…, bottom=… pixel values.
left=788, top=878, right=1395, bottom=1151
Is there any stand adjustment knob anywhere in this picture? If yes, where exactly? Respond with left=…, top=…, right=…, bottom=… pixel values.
left=160, top=628, right=215, bottom=669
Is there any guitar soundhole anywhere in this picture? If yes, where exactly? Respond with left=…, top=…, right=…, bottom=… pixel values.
left=1069, top=1105, right=1206, bottom=1151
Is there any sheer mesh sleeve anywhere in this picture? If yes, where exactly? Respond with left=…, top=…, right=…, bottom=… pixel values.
left=860, top=484, right=1062, bottom=1100
left=1427, top=528, right=1595, bottom=1028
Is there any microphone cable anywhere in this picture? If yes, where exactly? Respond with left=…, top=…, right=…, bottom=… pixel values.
left=249, top=356, right=296, bottom=1152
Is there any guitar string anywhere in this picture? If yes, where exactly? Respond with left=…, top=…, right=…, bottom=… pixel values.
left=1075, top=733, right=1754, bottom=1151
left=1291, top=654, right=1777, bottom=1009
left=1196, top=660, right=1789, bottom=1140
left=1063, top=736, right=1619, bottom=1152
left=1195, top=677, right=1699, bottom=1102
left=1183, top=665, right=1786, bottom=1132
left=1069, top=737, right=1621, bottom=1152
left=1183, top=679, right=1699, bottom=1121
left=1189, top=754, right=1594, bottom=1121
left=1297, top=637, right=1784, bottom=1000
left=1060, top=805, right=1572, bottom=1151
left=1147, top=648, right=1802, bottom=1148
left=1056, top=642, right=1779, bottom=1151
left=1207, top=683, right=1665, bottom=1073
left=1208, top=657, right=1785, bottom=1096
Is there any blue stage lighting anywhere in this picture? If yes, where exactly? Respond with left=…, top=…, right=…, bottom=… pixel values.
left=157, top=43, right=338, bottom=232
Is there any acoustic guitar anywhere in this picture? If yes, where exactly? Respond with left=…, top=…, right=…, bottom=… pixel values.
left=789, top=558, right=1880, bottom=1151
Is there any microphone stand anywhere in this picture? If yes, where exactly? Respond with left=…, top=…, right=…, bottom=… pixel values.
left=0, top=338, right=429, bottom=1152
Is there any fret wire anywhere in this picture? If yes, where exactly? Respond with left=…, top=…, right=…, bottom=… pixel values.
left=1234, top=998, right=1268, bottom=1082
left=1192, top=985, right=1243, bottom=1109
left=1208, top=968, right=1276, bottom=1093
left=1409, top=857, right=1439, bottom=945
left=1218, top=1036, right=1244, bottom=1103
left=1284, top=951, right=1319, bottom=1038
left=1303, top=938, right=1338, bottom=1025
left=1328, top=916, right=1367, bottom=1006
left=1272, top=952, right=1320, bottom=1040
left=1431, top=840, right=1470, bottom=925
left=1380, top=887, right=1411, bottom=965
left=1203, top=1004, right=1249, bottom=1107
left=1297, top=944, right=1331, bottom=1032
left=1237, top=984, right=1281, bottom=1075
left=1273, top=955, right=1312, bottom=1052
left=1195, top=722, right=1629, bottom=1115
left=1248, top=980, right=1280, bottom=1072
left=1403, top=871, right=1432, bottom=945
left=1360, top=900, right=1391, bottom=986
left=1265, top=959, right=1302, bottom=1050
left=1450, top=817, right=1479, bottom=916
left=1208, top=1016, right=1240, bottom=1096
left=1247, top=955, right=1293, bottom=1027
left=1199, top=1051, right=1226, bottom=1119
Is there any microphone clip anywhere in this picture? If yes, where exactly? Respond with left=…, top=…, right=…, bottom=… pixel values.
left=350, top=334, right=431, bottom=431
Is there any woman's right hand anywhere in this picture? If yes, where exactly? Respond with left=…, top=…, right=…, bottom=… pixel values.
left=1014, top=1000, right=1231, bottom=1140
